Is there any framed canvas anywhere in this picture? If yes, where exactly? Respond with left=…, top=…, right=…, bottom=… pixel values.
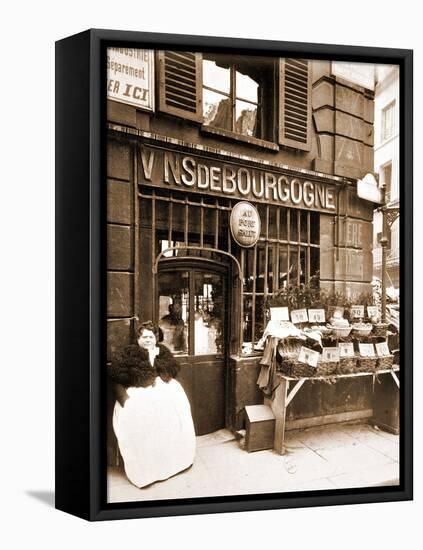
left=55, top=29, right=413, bottom=521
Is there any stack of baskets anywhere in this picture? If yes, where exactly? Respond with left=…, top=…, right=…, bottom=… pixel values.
left=337, top=355, right=357, bottom=374
left=376, top=354, right=394, bottom=371
left=356, top=354, right=378, bottom=373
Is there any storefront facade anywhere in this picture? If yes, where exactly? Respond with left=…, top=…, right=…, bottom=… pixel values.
left=107, top=50, right=376, bottom=455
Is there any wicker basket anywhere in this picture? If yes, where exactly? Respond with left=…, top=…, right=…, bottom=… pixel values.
left=373, top=323, right=389, bottom=337
left=289, top=360, right=316, bottom=378
left=337, top=356, right=357, bottom=374
left=351, top=323, right=373, bottom=337
left=315, top=360, right=338, bottom=376
left=376, top=355, right=394, bottom=370
left=329, top=326, right=352, bottom=338
left=356, top=356, right=378, bottom=373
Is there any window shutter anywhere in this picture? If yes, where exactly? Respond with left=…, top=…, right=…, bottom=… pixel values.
left=279, top=58, right=312, bottom=151
left=158, top=51, right=203, bottom=122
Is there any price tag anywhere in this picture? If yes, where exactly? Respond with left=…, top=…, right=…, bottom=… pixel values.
left=359, top=343, right=376, bottom=357
left=308, top=309, right=326, bottom=323
left=321, top=347, right=340, bottom=362
left=270, top=307, right=289, bottom=321
left=375, top=342, right=390, bottom=357
left=291, top=309, right=308, bottom=324
left=367, top=305, right=379, bottom=319
left=350, top=305, right=365, bottom=319
left=339, top=342, right=355, bottom=358
left=298, top=347, right=319, bottom=368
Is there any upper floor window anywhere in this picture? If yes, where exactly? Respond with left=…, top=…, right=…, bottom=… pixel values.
left=202, top=58, right=264, bottom=139
left=381, top=100, right=395, bottom=141
left=158, top=51, right=311, bottom=150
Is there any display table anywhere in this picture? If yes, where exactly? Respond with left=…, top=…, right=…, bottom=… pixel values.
left=265, top=367, right=400, bottom=455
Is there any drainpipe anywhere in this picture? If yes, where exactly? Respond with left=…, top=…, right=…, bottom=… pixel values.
left=380, top=183, right=388, bottom=323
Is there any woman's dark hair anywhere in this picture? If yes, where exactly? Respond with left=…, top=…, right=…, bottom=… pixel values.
left=137, top=321, right=160, bottom=339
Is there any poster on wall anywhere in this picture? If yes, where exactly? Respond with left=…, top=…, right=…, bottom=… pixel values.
left=107, top=48, right=155, bottom=111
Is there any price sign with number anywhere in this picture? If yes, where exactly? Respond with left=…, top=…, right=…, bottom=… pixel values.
left=298, top=347, right=319, bottom=368
left=308, top=309, right=326, bottom=323
left=350, top=305, right=365, bottom=319
left=270, top=307, right=289, bottom=321
left=322, top=347, right=340, bottom=362
left=367, top=306, right=379, bottom=319
left=291, top=309, right=308, bottom=324
left=359, top=343, right=376, bottom=357
left=375, top=342, right=390, bottom=357
left=339, top=343, right=355, bottom=358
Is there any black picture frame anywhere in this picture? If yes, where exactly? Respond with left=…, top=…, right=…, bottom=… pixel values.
left=55, top=28, right=413, bottom=521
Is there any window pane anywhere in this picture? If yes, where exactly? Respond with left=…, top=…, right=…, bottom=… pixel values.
left=235, top=100, right=257, bottom=137
left=158, top=271, right=189, bottom=355
left=279, top=249, right=288, bottom=289
left=254, top=295, right=266, bottom=343
left=203, top=60, right=230, bottom=93
left=236, top=71, right=258, bottom=103
left=203, top=89, right=232, bottom=131
left=193, top=272, right=224, bottom=355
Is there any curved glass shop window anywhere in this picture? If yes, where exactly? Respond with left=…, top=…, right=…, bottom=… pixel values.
left=158, top=268, right=225, bottom=357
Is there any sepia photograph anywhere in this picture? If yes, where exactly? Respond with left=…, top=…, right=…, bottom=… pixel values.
left=105, top=46, right=402, bottom=504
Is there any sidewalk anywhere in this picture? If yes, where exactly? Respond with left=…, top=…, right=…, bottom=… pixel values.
left=107, top=422, right=399, bottom=503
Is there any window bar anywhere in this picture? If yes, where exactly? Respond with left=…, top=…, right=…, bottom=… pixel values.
left=275, top=208, right=280, bottom=290
left=168, top=194, right=173, bottom=249
left=184, top=197, right=189, bottom=246
left=227, top=200, right=232, bottom=254
left=287, top=209, right=291, bottom=287
left=214, top=198, right=219, bottom=249
left=264, top=206, right=269, bottom=328
left=230, top=68, right=236, bottom=132
left=306, top=211, right=311, bottom=284
left=200, top=198, right=204, bottom=248
left=151, top=190, right=156, bottom=323
left=240, top=248, right=245, bottom=355
left=251, top=245, right=257, bottom=346
left=297, top=210, right=301, bottom=286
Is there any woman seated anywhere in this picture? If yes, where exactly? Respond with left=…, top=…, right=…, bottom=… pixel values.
left=109, top=321, right=196, bottom=488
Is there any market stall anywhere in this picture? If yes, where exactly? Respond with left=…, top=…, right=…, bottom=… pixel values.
left=254, top=298, right=399, bottom=454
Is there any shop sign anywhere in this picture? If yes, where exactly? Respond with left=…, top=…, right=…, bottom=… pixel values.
left=230, top=201, right=260, bottom=248
left=375, top=342, right=390, bottom=357
left=322, top=348, right=340, bottom=362
left=350, top=305, right=365, bottom=319
left=357, top=173, right=383, bottom=204
left=359, top=343, right=376, bottom=357
left=339, top=342, right=354, bottom=358
left=308, top=309, right=325, bottom=323
left=367, top=305, right=379, bottom=319
left=291, top=309, right=309, bottom=324
left=298, top=347, right=319, bottom=368
left=107, top=48, right=154, bottom=111
left=138, top=145, right=338, bottom=213
left=270, top=307, right=289, bottom=321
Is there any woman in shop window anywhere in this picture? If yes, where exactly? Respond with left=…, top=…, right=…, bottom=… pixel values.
left=109, top=321, right=196, bottom=488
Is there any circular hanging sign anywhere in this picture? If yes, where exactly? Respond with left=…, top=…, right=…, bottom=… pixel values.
left=230, top=201, right=261, bottom=248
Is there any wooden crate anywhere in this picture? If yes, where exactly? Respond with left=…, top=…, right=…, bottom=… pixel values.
left=244, top=405, right=275, bottom=452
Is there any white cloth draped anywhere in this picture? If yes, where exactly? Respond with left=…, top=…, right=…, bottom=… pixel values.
left=113, top=377, right=196, bottom=488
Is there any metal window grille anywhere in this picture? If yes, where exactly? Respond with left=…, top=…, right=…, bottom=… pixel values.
left=139, top=186, right=320, bottom=348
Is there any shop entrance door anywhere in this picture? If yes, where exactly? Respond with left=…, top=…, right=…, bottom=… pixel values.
left=157, top=261, right=227, bottom=435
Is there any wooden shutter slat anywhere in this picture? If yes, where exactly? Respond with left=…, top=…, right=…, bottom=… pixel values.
left=279, top=58, right=312, bottom=151
left=158, top=51, right=203, bottom=122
